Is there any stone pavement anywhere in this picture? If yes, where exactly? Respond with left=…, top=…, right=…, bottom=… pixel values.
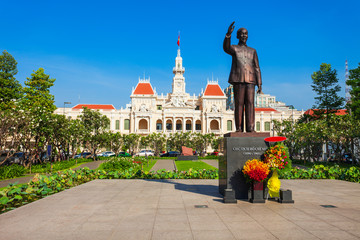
left=151, top=159, right=176, bottom=171
left=0, top=160, right=104, bottom=188
left=1, top=179, right=360, bottom=240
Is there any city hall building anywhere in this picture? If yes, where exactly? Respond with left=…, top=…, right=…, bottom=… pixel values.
left=56, top=49, right=304, bottom=136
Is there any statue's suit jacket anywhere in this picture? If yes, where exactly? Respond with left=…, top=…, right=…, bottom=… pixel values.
left=223, top=36, right=261, bottom=86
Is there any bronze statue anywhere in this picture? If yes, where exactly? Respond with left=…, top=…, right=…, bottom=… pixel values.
left=223, top=22, right=263, bottom=132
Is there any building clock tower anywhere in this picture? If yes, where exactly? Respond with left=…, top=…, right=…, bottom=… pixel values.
left=172, top=48, right=185, bottom=94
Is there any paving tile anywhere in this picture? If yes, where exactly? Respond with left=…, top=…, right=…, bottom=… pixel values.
left=309, top=230, right=359, bottom=240
left=189, top=219, right=229, bottom=231
left=192, top=230, right=235, bottom=240
left=1, top=179, right=360, bottom=240
left=109, top=230, right=152, bottom=240
left=270, top=229, right=320, bottom=240
left=151, top=230, right=193, bottom=240
left=258, top=220, right=299, bottom=231
left=230, top=230, right=278, bottom=240
left=153, top=218, right=191, bottom=231
left=292, top=220, right=338, bottom=231
left=116, top=219, right=155, bottom=231
left=71, top=230, right=115, bottom=240
left=225, top=220, right=266, bottom=232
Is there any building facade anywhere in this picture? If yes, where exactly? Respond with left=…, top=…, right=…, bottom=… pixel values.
left=55, top=48, right=304, bottom=136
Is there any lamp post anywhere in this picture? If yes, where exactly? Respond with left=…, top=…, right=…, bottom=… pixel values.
left=63, top=102, right=71, bottom=160
left=286, top=105, right=295, bottom=159
left=287, top=105, right=294, bottom=123
left=63, top=102, right=71, bottom=115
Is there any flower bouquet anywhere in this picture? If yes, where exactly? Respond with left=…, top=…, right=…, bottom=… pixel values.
left=242, top=159, right=270, bottom=183
left=242, top=159, right=270, bottom=203
left=263, top=144, right=288, bottom=198
left=263, top=144, right=288, bottom=170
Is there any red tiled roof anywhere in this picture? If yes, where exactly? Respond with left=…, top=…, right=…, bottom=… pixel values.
left=255, top=107, right=278, bottom=112
left=133, top=83, right=154, bottom=95
left=203, top=84, right=225, bottom=96
left=72, top=104, right=115, bottom=110
left=304, top=109, right=348, bottom=116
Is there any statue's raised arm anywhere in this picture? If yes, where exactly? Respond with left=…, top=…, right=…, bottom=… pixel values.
left=227, top=21, right=235, bottom=36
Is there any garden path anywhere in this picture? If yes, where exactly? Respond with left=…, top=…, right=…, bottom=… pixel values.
left=150, top=159, right=176, bottom=171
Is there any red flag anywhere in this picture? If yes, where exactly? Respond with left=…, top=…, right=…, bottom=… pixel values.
left=177, top=34, right=180, bottom=46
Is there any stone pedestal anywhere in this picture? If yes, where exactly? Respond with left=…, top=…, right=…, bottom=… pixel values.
left=250, top=182, right=265, bottom=203
left=279, top=189, right=295, bottom=204
left=219, top=132, right=269, bottom=203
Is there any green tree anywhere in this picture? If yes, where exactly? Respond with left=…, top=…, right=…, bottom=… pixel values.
left=21, top=68, right=56, bottom=153
left=80, top=107, right=110, bottom=160
left=0, top=109, right=30, bottom=165
left=68, top=119, right=85, bottom=158
left=140, top=135, right=150, bottom=150
left=311, top=63, right=344, bottom=124
left=0, top=50, right=22, bottom=110
left=211, top=136, right=222, bottom=152
left=123, top=133, right=140, bottom=155
left=109, top=132, right=123, bottom=155
left=346, top=63, right=360, bottom=119
left=48, top=114, right=70, bottom=161
left=148, top=133, right=166, bottom=156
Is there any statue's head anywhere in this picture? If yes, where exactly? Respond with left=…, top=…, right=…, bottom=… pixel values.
left=237, top=28, right=248, bottom=45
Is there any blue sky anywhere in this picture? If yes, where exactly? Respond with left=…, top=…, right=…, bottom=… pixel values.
left=1, top=0, right=359, bottom=111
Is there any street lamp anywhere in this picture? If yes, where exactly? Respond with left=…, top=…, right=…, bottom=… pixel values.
left=63, top=102, right=71, bottom=115
left=286, top=105, right=295, bottom=159
left=63, top=102, right=71, bottom=160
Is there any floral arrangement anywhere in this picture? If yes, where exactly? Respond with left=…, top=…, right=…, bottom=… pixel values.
left=264, top=144, right=288, bottom=170
left=242, top=159, right=270, bottom=182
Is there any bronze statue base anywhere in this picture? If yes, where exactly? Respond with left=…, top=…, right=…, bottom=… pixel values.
left=224, top=132, right=270, bottom=138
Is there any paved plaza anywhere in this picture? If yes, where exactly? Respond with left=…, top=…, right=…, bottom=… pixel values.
left=0, top=179, right=360, bottom=240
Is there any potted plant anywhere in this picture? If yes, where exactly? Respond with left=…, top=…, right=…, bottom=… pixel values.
left=242, top=159, right=270, bottom=203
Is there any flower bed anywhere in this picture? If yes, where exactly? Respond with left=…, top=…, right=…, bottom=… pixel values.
left=280, top=164, right=360, bottom=182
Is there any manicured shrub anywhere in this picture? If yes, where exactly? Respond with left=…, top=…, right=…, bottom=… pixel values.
left=0, top=165, right=27, bottom=180
left=99, top=157, right=140, bottom=171
left=30, top=158, right=92, bottom=173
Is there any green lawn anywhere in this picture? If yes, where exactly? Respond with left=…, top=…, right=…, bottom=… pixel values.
left=175, top=160, right=217, bottom=171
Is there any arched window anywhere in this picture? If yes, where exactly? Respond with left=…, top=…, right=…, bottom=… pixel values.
left=210, top=120, right=219, bottom=130
left=166, top=119, right=172, bottom=130
left=124, top=119, right=130, bottom=130
left=156, top=119, right=162, bottom=130
left=195, top=120, right=201, bottom=130
left=256, top=121, right=260, bottom=131
left=265, top=122, right=270, bottom=131
left=115, top=120, right=120, bottom=130
left=176, top=120, right=182, bottom=130
left=186, top=120, right=192, bottom=130
left=139, top=119, right=148, bottom=130
left=227, top=120, right=232, bottom=131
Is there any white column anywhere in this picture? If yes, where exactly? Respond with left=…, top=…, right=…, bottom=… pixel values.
left=183, top=118, right=186, bottom=132
left=173, top=117, right=176, bottom=132
left=260, top=111, right=264, bottom=132
left=192, top=118, right=196, bottom=132
left=148, top=117, right=151, bottom=133
left=270, top=112, right=274, bottom=136
left=163, top=115, right=166, bottom=133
